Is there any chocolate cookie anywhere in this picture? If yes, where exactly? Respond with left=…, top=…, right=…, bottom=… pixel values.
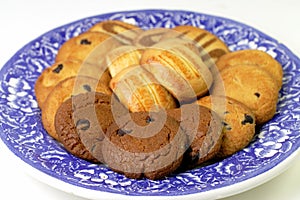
left=55, top=92, right=126, bottom=162
left=216, top=49, right=283, bottom=89
left=212, top=65, right=279, bottom=124
left=167, top=104, right=223, bottom=169
left=197, top=96, right=256, bottom=158
left=100, top=110, right=188, bottom=180
left=42, top=76, right=112, bottom=141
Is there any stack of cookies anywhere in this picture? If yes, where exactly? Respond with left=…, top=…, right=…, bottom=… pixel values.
left=35, top=20, right=283, bottom=180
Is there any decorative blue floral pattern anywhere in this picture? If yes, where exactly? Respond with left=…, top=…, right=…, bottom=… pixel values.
left=0, top=10, right=299, bottom=197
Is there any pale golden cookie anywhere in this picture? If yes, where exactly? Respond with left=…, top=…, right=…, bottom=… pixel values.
left=42, top=76, right=111, bottom=141
left=34, top=60, right=105, bottom=107
left=162, top=25, right=230, bottom=62
left=88, top=20, right=143, bottom=45
left=212, top=65, right=279, bottom=124
left=55, top=31, right=121, bottom=65
left=110, top=65, right=177, bottom=112
left=216, top=49, right=283, bottom=89
left=197, top=96, right=256, bottom=158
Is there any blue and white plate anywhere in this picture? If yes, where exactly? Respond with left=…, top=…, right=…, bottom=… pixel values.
left=0, top=9, right=299, bottom=200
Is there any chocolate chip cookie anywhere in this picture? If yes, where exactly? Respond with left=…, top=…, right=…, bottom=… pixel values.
left=100, top=110, right=188, bottom=180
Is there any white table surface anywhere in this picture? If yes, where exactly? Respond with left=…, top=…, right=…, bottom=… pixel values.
left=0, top=0, right=299, bottom=199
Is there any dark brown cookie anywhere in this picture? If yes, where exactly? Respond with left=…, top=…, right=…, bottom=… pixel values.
left=55, top=92, right=126, bottom=162
left=42, top=76, right=111, bottom=141
left=100, top=110, right=188, bottom=180
left=167, top=104, right=223, bottom=169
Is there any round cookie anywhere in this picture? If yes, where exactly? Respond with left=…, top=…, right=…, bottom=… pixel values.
left=216, top=49, right=283, bottom=89
left=212, top=65, right=279, bottom=124
left=42, top=76, right=112, bottom=141
left=88, top=20, right=143, bottom=45
left=100, top=110, right=188, bottom=180
left=197, top=96, right=256, bottom=158
left=55, top=92, right=126, bottom=162
left=162, top=25, right=230, bottom=62
left=55, top=31, right=121, bottom=64
left=167, top=104, right=223, bottom=169
left=34, top=60, right=106, bottom=107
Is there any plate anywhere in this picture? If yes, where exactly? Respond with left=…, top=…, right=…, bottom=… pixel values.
left=0, top=9, right=299, bottom=200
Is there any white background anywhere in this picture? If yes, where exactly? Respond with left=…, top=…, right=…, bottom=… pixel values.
left=0, top=0, right=300, bottom=199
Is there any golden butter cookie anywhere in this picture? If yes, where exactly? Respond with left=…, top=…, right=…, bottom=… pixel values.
left=88, top=20, right=143, bottom=45
left=110, top=65, right=177, bottom=112
left=140, top=42, right=213, bottom=102
left=105, top=45, right=143, bottom=78
left=162, top=25, right=230, bottom=62
left=212, top=65, right=279, bottom=124
left=34, top=60, right=106, bottom=107
left=55, top=31, right=121, bottom=65
left=42, top=76, right=111, bottom=141
left=216, top=49, right=283, bottom=89
left=197, top=96, right=256, bottom=158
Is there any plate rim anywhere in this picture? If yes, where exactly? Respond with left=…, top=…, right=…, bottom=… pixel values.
left=0, top=8, right=300, bottom=199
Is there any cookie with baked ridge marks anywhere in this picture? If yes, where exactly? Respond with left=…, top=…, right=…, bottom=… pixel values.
left=162, top=25, right=230, bottom=63
left=88, top=20, right=143, bottom=45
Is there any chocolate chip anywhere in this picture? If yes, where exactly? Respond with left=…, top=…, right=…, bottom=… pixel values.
left=76, top=119, right=90, bottom=131
left=222, top=121, right=232, bottom=130
left=83, top=84, right=92, bottom=92
left=80, top=39, right=92, bottom=45
left=146, top=116, right=155, bottom=123
left=241, top=114, right=254, bottom=125
left=52, top=64, right=64, bottom=73
left=254, top=92, right=260, bottom=98
left=117, top=129, right=132, bottom=136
